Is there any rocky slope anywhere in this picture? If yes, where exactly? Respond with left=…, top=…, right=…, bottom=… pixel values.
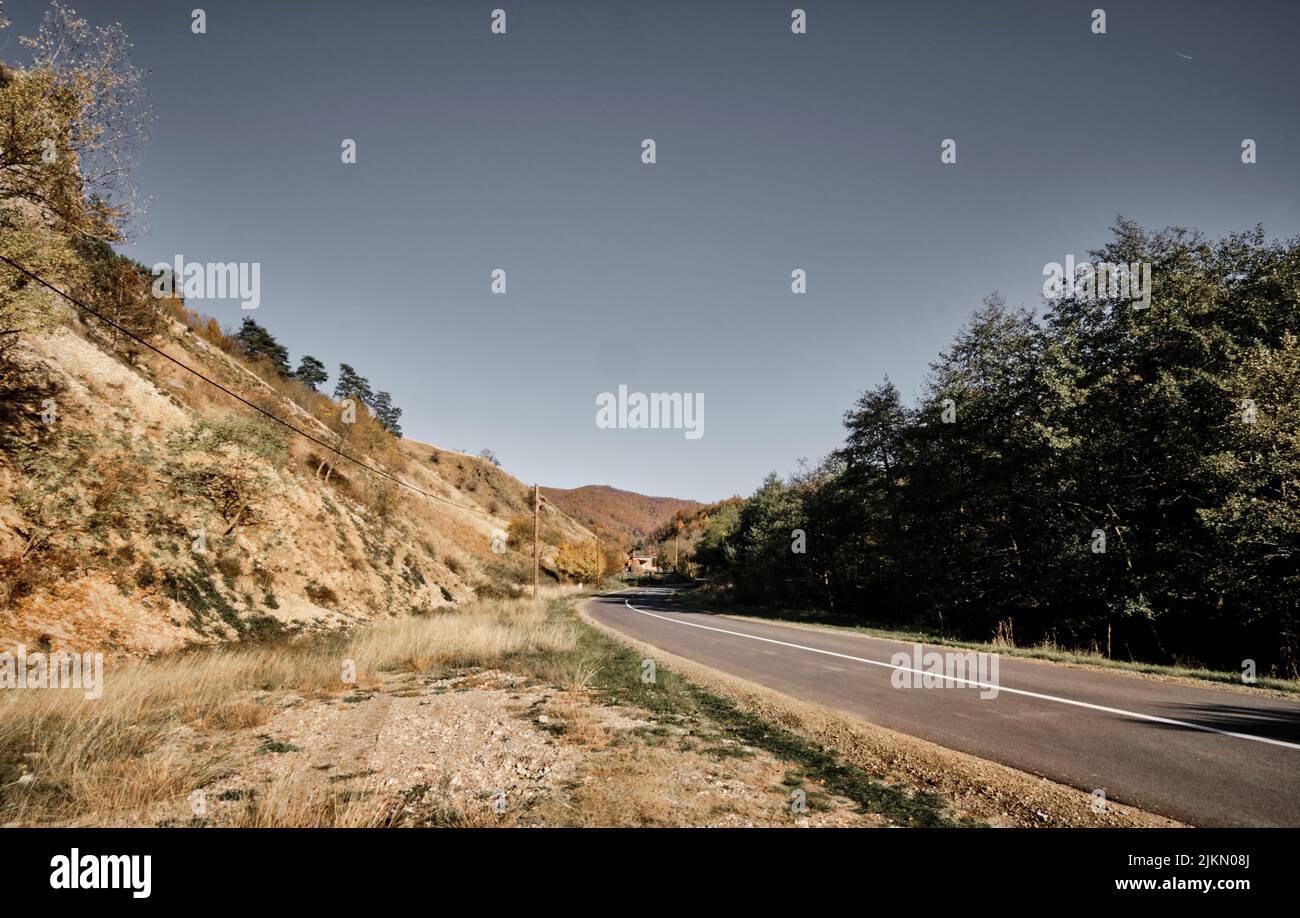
left=0, top=307, right=594, bottom=654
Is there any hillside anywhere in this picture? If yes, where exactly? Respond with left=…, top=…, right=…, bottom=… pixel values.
left=0, top=307, right=596, bottom=654
left=0, top=8, right=605, bottom=656
left=540, top=485, right=703, bottom=553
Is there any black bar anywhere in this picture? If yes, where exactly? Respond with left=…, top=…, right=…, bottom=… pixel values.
left=2, top=828, right=1285, bottom=904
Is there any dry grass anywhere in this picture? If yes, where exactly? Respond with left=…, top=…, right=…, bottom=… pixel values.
left=0, top=587, right=582, bottom=825
left=348, top=597, right=576, bottom=675
left=527, top=652, right=603, bottom=695
left=225, top=773, right=394, bottom=828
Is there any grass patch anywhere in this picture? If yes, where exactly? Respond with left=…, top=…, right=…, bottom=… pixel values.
left=256, top=738, right=302, bottom=755
left=0, top=588, right=584, bottom=825
left=509, top=593, right=973, bottom=827
left=0, top=583, right=968, bottom=827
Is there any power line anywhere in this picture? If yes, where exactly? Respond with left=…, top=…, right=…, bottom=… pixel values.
left=0, top=253, right=500, bottom=520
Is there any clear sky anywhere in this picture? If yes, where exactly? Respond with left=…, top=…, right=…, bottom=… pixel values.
left=5, top=0, right=1298, bottom=501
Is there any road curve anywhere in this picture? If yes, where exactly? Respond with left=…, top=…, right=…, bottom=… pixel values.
left=586, top=587, right=1300, bottom=827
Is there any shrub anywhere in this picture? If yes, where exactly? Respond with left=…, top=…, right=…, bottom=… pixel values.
left=304, top=580, right=338, bottom=608
left=134, top=558, right=157, bottom=590
left=215, top=553, right=243, bottom=582
left=167, top=417, right=287, bottom=462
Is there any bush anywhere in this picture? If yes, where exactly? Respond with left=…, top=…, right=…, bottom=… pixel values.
left=167, top=417, right=287, bottom=461
left=215, top=553, right=243, bottom=582
left=304, top=580, right=338, bottom=608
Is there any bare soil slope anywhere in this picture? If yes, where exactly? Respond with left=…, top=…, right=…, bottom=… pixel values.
left=0, top=313, right=593, bottom=654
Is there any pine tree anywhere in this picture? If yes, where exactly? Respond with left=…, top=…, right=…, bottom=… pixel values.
left=332, top=363, right=373, bottom=405
left=233, top=317, right=290, bottom=376
left=293, top=355, right=327, bottom=391
left=372, top=390, right=402, bottom=436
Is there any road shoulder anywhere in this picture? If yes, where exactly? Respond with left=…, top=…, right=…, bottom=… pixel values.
left=580, top=595, right=1184, bottom=828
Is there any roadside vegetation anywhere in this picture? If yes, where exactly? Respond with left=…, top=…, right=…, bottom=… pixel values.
left=513, top=596, right=969, bottom=827
left=662, top=224, right=1300, bottom=682
left=0, top=586, right=969, bottom=827
left=0, top=589, right=580, bottom=825
left=673, top=584, right=1300, bottom=695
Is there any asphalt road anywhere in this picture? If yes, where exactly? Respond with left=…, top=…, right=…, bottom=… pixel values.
left=586, top=587, right=1300, bottom=827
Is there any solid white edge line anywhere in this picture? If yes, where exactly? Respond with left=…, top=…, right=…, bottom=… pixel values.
left=613, top=593, right=1300, bottom=752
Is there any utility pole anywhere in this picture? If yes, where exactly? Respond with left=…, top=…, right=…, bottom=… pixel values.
left=533, top=483, right=540, bottom=601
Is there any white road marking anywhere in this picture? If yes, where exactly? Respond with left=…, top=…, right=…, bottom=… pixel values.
left=614, top=595, right=1300, bottom=752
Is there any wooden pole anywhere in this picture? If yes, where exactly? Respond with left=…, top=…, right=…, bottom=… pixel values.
left=533, top=483, right=540, bottom=601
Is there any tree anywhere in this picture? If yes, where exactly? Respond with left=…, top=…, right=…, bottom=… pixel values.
left=314, top=404, right=353, bottom=483
left=293, top=355, right=327, bottom=391
left=333, top=363, right=373, bottom=405
left=5, top=2, right=151, bottom=239
left=0, top=206, right=79, bottom=387
left=479, top=448, right=501, bottom=467
left=726, top=473, right=805, bottom=602
left=1, top=5, right=148, bottom=382
left=1037, top=221, right=1300, bottom=669
left=233, top=317, right=290, bottom=376
left=706, top=221, right=1300, bottom=675
left=372, top=390, right=402, bottom=436
left=691, top=503, right=740, bottom=574
left=506, top=516, right=532, bottom=552
left=826, top=380, right=911, bottom=610
left=71, top=237, right=160, bottom=358
left=199, top=317, right=228, bottom=349
left=554, top=539, right=599, bottom=582
left=166, top=419, right=285, bottom=536
left=1200, top=332, right=1300, bottom=672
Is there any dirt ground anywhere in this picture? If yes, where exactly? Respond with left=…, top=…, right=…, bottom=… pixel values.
left=98, top=669, right=881, bottom=828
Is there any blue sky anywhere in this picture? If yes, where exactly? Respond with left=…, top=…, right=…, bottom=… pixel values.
left=4, top=0, right=1298, bottom=500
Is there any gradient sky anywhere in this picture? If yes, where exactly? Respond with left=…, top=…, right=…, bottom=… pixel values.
left=4, top=0, right=1298, bottom=500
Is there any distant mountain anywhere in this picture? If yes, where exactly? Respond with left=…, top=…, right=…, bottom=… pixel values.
left=540, top=485, right=703, bottom=551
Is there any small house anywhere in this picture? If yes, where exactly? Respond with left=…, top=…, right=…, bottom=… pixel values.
left=624, top=555, right=658, bottom=575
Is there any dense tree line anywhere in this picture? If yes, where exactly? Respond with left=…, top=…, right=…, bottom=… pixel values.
left=697, top=221, right=1299, bottom=676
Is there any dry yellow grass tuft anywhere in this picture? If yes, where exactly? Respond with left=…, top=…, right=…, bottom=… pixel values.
left=226, top=773, right=395, bottom=829
left=0, top=587, right=582, bottom=825
left=346, top=597, right=577, bottom=675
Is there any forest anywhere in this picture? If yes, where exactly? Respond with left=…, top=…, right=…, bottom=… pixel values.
left=689, top=221, right=1299, bottom=677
